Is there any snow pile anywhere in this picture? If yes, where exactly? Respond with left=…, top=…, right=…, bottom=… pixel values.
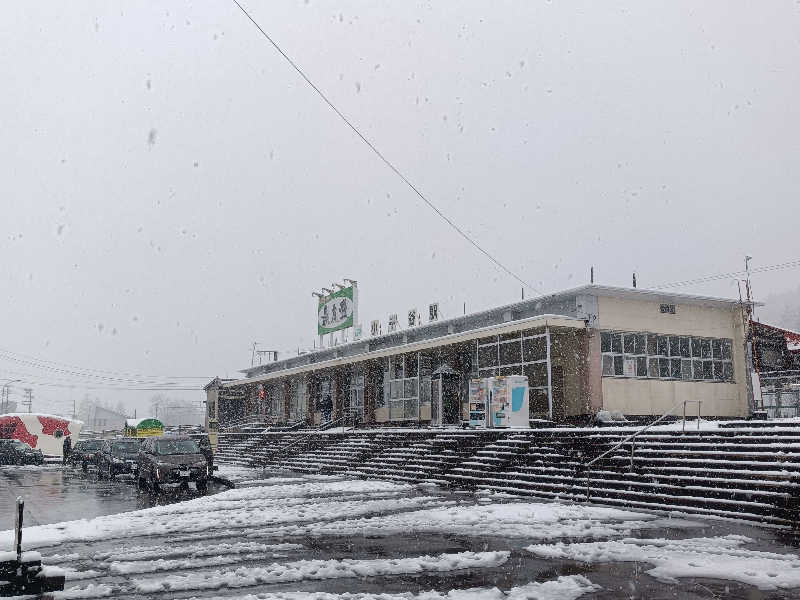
left=0, top=479, right=429, bottom=550
left=133, top=551, right=510, bottom=593
left=188, top=575, right=599, bottom=600
left=93, top=540, right=301, bottom=563
left=526, top=534, right=800, bottom=590
left=309, top=501, right=698, bottom=541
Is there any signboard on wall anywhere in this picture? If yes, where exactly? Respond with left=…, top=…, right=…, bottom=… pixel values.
left=318, top=285, right=356, bottom=335
left=623, top=358, right=636, bottom=377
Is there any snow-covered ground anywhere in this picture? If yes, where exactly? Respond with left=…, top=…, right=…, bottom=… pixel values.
left=2, top=469, right=799, bottom=599
left=527, top=535, right=800, bottom=591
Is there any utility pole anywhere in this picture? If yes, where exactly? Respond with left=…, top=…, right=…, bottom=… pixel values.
left=22, top=389, right=33, bottom=413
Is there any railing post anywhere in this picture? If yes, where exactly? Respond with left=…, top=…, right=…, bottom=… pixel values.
left=682, top=401, right=687, bottom=432
left=585, top=470, right=590, bottom=502
left=630, top=439, right=635, bottom=473
left=15, top=496, right=24, bottom=562
left=697, top=400, right=701, bottom=430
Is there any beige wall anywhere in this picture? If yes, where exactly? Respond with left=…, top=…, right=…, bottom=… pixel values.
left=602, top=379, right=745, bottom=416
left=597, top=296, right=749, bottom=417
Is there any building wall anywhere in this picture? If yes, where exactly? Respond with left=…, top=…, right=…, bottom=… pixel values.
left=596, top=296, right=748, bottom=417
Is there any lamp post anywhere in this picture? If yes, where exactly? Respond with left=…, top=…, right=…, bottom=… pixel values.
left=1, top=379, right=21, bottom=414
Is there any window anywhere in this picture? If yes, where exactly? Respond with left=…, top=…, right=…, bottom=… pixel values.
left=723, top=361, right=734, bottom=381
left=636, top=356, right=648, bottom=377
left=623, top=333, right=635, bottom=354
left=657, top=336, right=669, bottom=357
left=670, top=358, right=682, bottom=379
left=602, top=355, right=614, bottom=376
left=478, top=345, right=498, bottom=368
left=681, top=359, right=692, bottom=380
left=523, top=362, right=548, bottom=387
left=499, top=341, right=521, bottom=365
left=614, top=355, right=624, bottom=376
left=693, top=360, right=704, bottom=380
left=602, top=330, right=734, bottom=383
left=659, top=357, right=670, bottom=378
left=499, top=366, right=522, bottom=376
left=600, top=332, right=612, bottom=353
left=523, top=336, right=546, bottom=362
left=648, top=357, right=659, bottom=378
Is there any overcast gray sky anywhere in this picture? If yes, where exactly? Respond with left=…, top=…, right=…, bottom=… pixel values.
left=2, top=1, right=798, bottom=416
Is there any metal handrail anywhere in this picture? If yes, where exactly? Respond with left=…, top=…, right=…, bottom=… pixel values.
left=259, top=410, right=357, bottom=464
left=582, top=399, right=701, bottom=501
left=219, top=415, right=275, bottom=432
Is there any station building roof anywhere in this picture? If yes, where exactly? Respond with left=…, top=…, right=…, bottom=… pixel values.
left=214, top=285, right=747, bottom=390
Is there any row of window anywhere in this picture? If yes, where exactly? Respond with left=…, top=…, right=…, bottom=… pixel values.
left=601, top=330, right=734, bottom=382
left=478, top=361, right=549, bottom=387
left=601, top=331, right=732, bottom=360
left=476, top=334, right=547, bottom=369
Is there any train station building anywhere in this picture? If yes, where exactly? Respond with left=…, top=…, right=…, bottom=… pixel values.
left=205, top=285, right=752, bottom=429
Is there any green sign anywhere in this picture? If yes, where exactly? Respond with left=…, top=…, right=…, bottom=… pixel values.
left=318, top=286, right=355, bottom=335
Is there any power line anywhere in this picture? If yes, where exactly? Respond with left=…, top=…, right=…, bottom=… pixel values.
left=230, top=0, right=543, bottom=297
left=2, top=378, right=202, bottom=392
left=649, top=258, right=800, bottom=290
left=0, top=346, right=210, bottom=382
left=0, top=348, right=212, bottom=386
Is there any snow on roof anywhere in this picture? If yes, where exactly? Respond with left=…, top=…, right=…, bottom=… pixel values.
left=0, top=412, right=83, bottom=423
left=125, top=417, right=162, bottom=427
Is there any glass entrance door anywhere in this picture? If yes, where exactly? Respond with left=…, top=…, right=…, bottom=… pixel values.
left=430, top=378, right=442, bottom=426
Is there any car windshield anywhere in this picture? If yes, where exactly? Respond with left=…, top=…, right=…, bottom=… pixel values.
left=83, top=441, right=103, bottom=451
left=154, top=440, right=200, bottom=455
left=111, top=441, right=139, bottom=456
left=11, top=441, right=28, bottom=450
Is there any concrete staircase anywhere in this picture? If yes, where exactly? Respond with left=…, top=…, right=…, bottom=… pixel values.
left=215, top=425, right=800, bottom=526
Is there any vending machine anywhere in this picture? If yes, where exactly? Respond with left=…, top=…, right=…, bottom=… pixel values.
left=468, top=375, right=530, bottom=429
left=468, top=378, right=488, bottom=428
left=489, top=375, right=529, bottom=428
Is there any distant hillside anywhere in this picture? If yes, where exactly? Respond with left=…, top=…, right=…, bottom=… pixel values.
left=758, top=284, right=800, bottom=332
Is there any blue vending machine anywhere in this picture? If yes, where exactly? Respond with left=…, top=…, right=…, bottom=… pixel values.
left=488, top=375, right=530, bottom=428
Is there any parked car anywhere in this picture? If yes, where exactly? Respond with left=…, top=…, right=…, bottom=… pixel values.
left=137, top=436, right=209, bottom=493
left=0, top=439, right=44, bottom=466
left=97, top=438, right=141, bottom=479
left=68, top=439, right=104, bottom=471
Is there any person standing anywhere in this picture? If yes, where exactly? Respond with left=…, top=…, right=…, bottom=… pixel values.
left=62, top=435, right=72, bottom=466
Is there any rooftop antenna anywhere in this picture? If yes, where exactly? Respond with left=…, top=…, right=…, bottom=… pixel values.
left=250, top=342, right=259, bottom=367
left=632, top=272, right=637, bottom=288
left=590, top=266, right=594, bottom=284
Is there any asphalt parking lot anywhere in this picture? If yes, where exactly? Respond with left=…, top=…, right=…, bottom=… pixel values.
left=4, top=466, right=800, bottom=599
left=0, top=463, right=230, bottom=528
